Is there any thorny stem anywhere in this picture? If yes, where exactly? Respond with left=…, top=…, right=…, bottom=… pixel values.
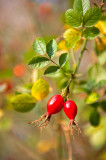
left=70, top=49, right=76, bottom=66
left=63, top=39, right=87, bottom=97
left=74, top=39, right=87, bottom=74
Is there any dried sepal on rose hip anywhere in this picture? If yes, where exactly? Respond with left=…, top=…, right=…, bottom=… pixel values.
left=29, top=95, right=64, bottom=129
left=63, top=100, right=81, bottom=135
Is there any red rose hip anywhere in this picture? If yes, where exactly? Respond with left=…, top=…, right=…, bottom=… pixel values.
left=64, top=100, right=77, bottom=120
left=29, top=95, right=64, bottom=129
left=47, top=95, right=64, bottom=115
left=64, top=100, right=81, bottom=135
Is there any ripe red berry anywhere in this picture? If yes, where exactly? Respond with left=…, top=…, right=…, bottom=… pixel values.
left=29, top=95, right=64, bottom=129
left=13, top=64, right=26, bottom=77
left=63, top=100, right=77, bottom=120
left=63, top=100, right=81, bottom=135
left=47, top=95, right=64, bottom=115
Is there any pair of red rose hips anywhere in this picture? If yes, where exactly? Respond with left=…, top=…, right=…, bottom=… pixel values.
left=29, top=95, right=81, bottom=134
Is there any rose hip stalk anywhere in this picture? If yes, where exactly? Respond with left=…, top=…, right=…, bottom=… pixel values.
left=63, top=100, right=81, bottom=135
left=29, top=95, right=64, bottom=129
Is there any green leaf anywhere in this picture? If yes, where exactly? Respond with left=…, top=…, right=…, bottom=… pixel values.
left=46, top=39, right=57, bottom=59
left=85, top=92, right=100, bottom=104
left=44, top=66, right=60, bottom=75
left=89, top=109, right=100, bottom=126
left=65, top=9, right=82, bottom=28
left=83, top=7, right=102, bottom=27
left=83, top=80, right=96, bottom=91
left=88, top=63, right=106, bottom=82
left=33, top=38, right=46, bottom=55
left=28, top=56, right=50, bottom=69
left=73, top=0, right=90, bottom=15
left=11, top=94, right=36, bottom=112
left=90, top=102, right=100, bottom=108
left=100, top=101, right=106, bottom=112
left=95, top=80, right=106, bottom=89
left=64, top=28, right=81, bottom=48
left=59, top=53, right=68, bottom=67
left=83, top=27, right=100, bottom=39
left=100, top=15, right=106, bottom=21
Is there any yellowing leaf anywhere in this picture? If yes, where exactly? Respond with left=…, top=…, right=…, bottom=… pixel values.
left=101, top=36, right=106, bottom=46
left=95, top=21, right=106, bottom=52
left=95, top=21, right=106, bottom=35
left=64, top=28, right=81, bottom=48
left=31, top=79, right=49, bottom=100
left=74, top=38, right=84, bottom=50
left=58, top=40, right=69, bottom=51
left=64, top=24, right=71, bottom=30
left=85, top=92, right=100, bottom=104
left=95, top=36, right=106, bottom=52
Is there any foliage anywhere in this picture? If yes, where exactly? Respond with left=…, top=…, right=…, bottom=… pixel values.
left=10, top=0, right=105, bottom=129
left=31, top=79, right=49, bottom=100
left=11, top=94, right=36, bottom=112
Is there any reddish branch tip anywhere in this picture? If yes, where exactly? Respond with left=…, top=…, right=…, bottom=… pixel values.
left=101, top=3, right=104, bottom=6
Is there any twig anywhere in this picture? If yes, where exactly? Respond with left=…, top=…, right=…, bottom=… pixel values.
left=61, top=123, right=72, bottom=160
left=56, top=34, right=64, bottom=43
left=74, top=39, right=87, bottom=74
left=58, top=113, right=63, bottom=160
left=49, top=58, right=71, bottom=76
left=70, top=49, right=76, bottom=67
left=62, top=39, right=87, bottom=97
